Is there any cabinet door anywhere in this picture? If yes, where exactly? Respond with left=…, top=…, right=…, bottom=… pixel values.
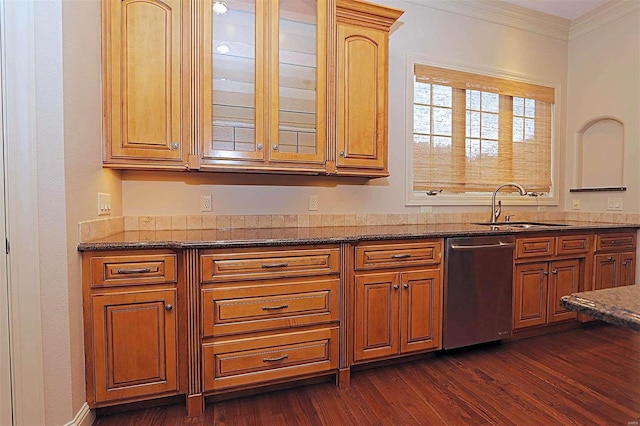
left=400, top=270, right=442, bottom=353
left=594, top=254, right=617, bottom=290
left=513, top=263, right=548, bottom=329
left=269, top=0, right=326, bottom=165
left=91, top=290, right=178, bottom=403
left=336, top=23, right=387, bottom=174
left=547, top=259, right=580, bottom=323
left=200, top=0, right=267, bottom=163
left=354, top=272, right=399, bottom=362
left=618, top=252, right=636, bottom=287
left=199, top=0, right=325, bottom=168
left=104, top=0, right=184, bottom=163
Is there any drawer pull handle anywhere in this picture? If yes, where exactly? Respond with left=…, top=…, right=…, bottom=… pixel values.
left=622, top=261, right=629, bottom=266
left=607, top=256, right=614, bottom=261
left=263, top=354, right=288, bottom=362
left=116, top=267, right=152, bottom=274
left=262, top=304, right=289, bottom=311
left=261, top=262, right=289, bottom=269
left=391, top=254, right=411, bottom=259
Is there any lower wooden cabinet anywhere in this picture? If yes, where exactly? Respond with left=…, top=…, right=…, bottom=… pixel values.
left=593, top=252, right=636, bottom=290
left=91, top=290, right=179, bottom=403
left=203, top=327, right=338, bottom=392
left=514, top=258, right=581, bottom=329
left=513, top=234, right=589, bottom=331
left=82, top=250, right=184, bottom=408
left=353, top=268, right=442, bottom=362
left=593, top=231, right=636, bottom=290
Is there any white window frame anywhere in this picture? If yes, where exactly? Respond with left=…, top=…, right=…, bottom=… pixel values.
left=405, top=53, right=561, bottom=207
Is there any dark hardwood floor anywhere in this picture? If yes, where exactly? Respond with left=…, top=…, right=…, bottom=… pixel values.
left=94, top=323, right=640, bottom=425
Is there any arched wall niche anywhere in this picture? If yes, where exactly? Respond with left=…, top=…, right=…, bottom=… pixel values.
left=573, top=116, right=625, bottom=191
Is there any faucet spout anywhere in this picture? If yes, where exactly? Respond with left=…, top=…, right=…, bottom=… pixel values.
left=491, top=183, right=527, bottom=223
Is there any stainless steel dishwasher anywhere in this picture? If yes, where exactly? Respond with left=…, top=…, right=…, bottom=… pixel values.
left=443, top=235, right=515, bottom=350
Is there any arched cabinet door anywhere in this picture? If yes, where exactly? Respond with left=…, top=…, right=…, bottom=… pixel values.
left=103, top=0, right=186, bottom=166
left=335, top=1, right=402, bottom=177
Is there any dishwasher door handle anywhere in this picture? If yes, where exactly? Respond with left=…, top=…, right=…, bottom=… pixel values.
left=449, top=242, right=515, bottom=250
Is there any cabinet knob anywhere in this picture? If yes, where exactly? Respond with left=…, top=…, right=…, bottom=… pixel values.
left=607, top=256, right=614, bottom=261
left=403, top=283, right=409, bottom=289
left=551, top=270, right=558, bottom=274
left=272, top=145, right=278, bottom=151
left=339, top=151, right=345, bottom=157
left=171, top=142, right=179, bottom=150
left=543, top=271, right=549, bottom=276
left=256, top=143, right=263, bottom=150
left=393, top=284, right=399, bottom=290
left=165, top=304, right=173, bottom=312
left=622, top=261, right=629, bottom=266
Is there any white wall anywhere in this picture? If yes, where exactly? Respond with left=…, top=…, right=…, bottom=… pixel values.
left=61, top=0, right=123, bottom=422
left=565, top=6, right=640, bottom=213
left=121, top=0, right=569, bottom=216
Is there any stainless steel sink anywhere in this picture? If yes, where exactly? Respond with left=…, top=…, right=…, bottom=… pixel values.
left=475, top=221, right=569, bottom=228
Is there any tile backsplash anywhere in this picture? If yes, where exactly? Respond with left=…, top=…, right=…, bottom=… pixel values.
left=78, top=211, right=640, bottom=242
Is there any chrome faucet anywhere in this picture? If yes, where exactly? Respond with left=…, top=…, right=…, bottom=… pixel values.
left=491, top=183, right=527, bottom=223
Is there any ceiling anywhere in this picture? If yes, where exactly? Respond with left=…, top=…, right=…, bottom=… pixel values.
left=501, top=0, right=609, bottom=20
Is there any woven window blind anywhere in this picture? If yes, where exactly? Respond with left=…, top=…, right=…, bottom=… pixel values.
left=413, top=64, right=554, bottom=194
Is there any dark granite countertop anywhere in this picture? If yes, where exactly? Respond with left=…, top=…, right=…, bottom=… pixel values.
left=561, top=285, right=640, bottom=331
left=77, top=221, right=638, bottom=251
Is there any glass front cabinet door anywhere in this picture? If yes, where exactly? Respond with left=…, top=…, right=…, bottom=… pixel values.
left=198, top=0, right=327, bottom=173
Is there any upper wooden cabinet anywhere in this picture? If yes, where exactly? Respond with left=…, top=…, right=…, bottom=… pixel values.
left=197, top=0, right=327, bottom=172
left=335, top=0, right=401, bottom=176
left=101, top=0, right=403, bottom=176
left=102, top=0, right=187, bottom=167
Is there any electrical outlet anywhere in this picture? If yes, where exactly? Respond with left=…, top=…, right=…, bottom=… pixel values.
left=572, top=199, right=581, bottom=210
left=308, top=195, right=319, bottom=211
left=200, top=195, right=212, bottom=212
left=537, top=205, right=546, bottom=212
left=420, top=206, right=433, bottom=213
left=98, top=193, right=111, bottom=216
left=607, top=197, right=622, bottom=211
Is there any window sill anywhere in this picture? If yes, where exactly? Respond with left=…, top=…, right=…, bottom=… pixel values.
left=406, top=192, right=559, bottom=207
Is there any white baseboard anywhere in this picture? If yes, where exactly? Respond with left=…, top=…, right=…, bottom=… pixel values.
left=64, top=402, right=93, bottom=426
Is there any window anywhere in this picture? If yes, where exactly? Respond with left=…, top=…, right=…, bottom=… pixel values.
left=408, top=60, right=556, bottom=205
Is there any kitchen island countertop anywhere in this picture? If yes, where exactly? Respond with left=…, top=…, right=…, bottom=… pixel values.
left=561, top=285, right=640, bottom=331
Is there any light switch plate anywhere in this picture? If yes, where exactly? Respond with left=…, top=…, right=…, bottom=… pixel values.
left=98, top=193, right=111, bottom=216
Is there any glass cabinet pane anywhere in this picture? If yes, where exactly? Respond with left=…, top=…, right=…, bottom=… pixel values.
left=212, top=0, right=257, bottom=153
left=277, top=0, right=317, bottom=155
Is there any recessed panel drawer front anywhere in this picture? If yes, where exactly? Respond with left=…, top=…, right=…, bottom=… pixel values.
left=596, top=233, right=636, bottom=252
left=90, top=254, right=177, bottom=287
left=201, top=248, right=339, bottom=283
left=202, top=279, right=339, bottom=336
left=203, top=327, right=338, bottom=392
left=355, top=242, right=441, bottom=270
left=515, top=237, right=555, bottom=259
left=556, top=235, right=590, bottom=256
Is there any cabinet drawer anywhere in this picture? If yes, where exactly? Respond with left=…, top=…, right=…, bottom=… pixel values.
left=355, top=241, right=441, bottom=270
left=516, top=237, right=555, bottom=259
left=203, top=327, right=338, bottom=392
left=596, top=232, right=636, bottom=252
left=556, top=234, right=590, bottom=256
left=202, top=279, right=339, bottom=337
left=201, top=248, right=339, bottom=283
left=89, top=253, right=177, bottom=287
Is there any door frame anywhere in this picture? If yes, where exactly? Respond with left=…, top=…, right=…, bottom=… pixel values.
left=0, top=0, right=46, bottom=424
left=0, top=19, right=12, bottom=423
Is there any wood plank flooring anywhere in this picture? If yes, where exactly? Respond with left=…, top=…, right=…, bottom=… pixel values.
left=94, top=323, right=640, bottom=425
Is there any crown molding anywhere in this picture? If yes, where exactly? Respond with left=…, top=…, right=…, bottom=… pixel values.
left=404, top=0, right=571, bottom=41
left=569, top=0, right=640, bottom=41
